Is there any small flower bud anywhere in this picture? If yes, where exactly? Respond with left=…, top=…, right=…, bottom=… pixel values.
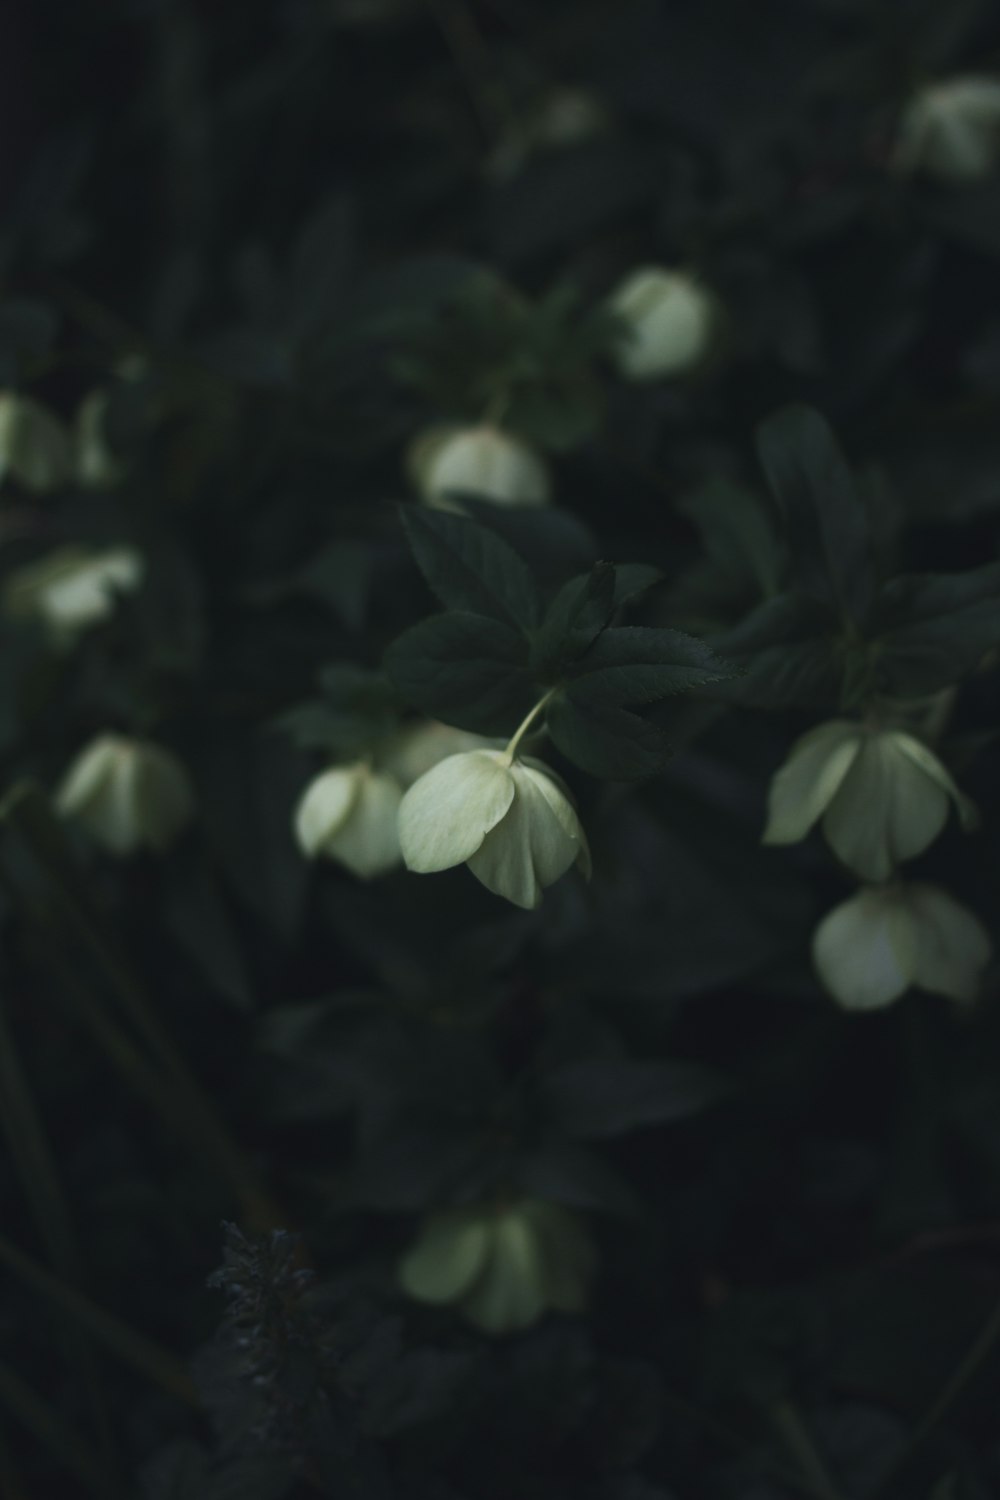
left=607, top=266, right=719, bottom=381
left=75, top=390, right=125, bottom=488
left=398, top=749, right=590, bottom=910
left=409, top=424, right=550, bottom=510
left=4, top=546, right=144, bottom=637
left=56, top=735, right=195, bottom=855
left=763, top=719, right=976, bottom=882
left=294, top=761, right=402, bottom=878
left=891, top=75, right=1000, bottom=182
left=398, top=1198, right=596, bottom=1334
left=0, top=393, right=74, bottom=493
left=813, top=883, right=991, bottom=1011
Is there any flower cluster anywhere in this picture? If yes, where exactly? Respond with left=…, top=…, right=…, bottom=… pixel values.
left=764, top=708, right=990, bottom=1010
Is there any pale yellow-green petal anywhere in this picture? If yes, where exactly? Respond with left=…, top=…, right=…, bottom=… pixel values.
left=399, top=750, right=515, bottom=873
left=294, top=766, right=364, bottom=857
left=131, top=742, right=195, bottom=851
left=467, top=794, right=541, bottom=909
left=325, top=770, right=402, bottom=878
left=812, top=888, right=915, bottom=1011
left=822, top=734, right=948, bottom=881
left=889, top=733, right=979, bottom=831
left=55, top=736, right=122, bottom=820
left=398, top=1209, right=491, bottom=1304
left=518, top=762, right=591, bottom=880
left=762, top=720, right=861, bottom=846
left=461, top=1212, right=547, bottom=1334
left=907, top=884, right=992, bottom=1004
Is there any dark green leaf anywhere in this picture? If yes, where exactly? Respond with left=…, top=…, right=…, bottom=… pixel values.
left=400, top=506, right=540, bottom=629
left=163, top=869, right=254, bottom=1012
left=873, top=561, right=1000, bottom=696
left=676, top=476, right=784, bottom=596
left=384, top=610, right=534, bottom=734
left=568, top=626, right=739, bottom=705
left=547, top=693, right=672, bottom=779
left=530, top=561, right=617, bottom=677
left=539, top=1059, right=727, bottom=1139
left=756, top=404, right=874, bottom=624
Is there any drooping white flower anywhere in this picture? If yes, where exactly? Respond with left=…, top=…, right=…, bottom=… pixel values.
left=813, top=883, right=991, bottom=1011
left=294, top=761, right=402, bottom=878
left=607, top=266, right=719, bottom=381
left=409, top=424, right=550, bottom=510
left=379, top=720, right=498, bottom=788
left=4, top=546, right=144, bottom=637
left=398, top=749, right=590, bottom=910
left=891, top=76, right=1000, bottom=182
left=762, top=720, right=976, bottom=882
left=398, top=1198, right=596, bottom=1334
left=0, top=393, right=74, bottom=493
left=56, top=735, right=195, bottom=855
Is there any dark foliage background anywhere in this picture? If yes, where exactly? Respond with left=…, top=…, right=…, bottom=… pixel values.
left=3, top=1, right=1000, bottom=1497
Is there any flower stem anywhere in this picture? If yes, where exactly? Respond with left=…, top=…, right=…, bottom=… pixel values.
left=503, top=690, right=556, bottom=764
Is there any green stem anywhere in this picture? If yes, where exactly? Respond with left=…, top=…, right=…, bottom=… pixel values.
left=503, top=689, right=556, bottom=763
left=870, top=1289, right=1000, bottom=1497
left=769, top=1400, right=847, bottom=1500
left=0, top=1231, right=196, bottom=1405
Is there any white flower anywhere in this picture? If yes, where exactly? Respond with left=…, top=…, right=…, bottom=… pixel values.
left=607, top=266, right=719, bottom=381
left=409, top=424, right=550, bottom=510
left=398, top=749, right=590, bottom=910
left=294, top=761, right=402, bottom=878
left=813, top=883, right=991, bottom=1011
left=4, top=546, right=144, bottom=636
left=379, top=720, right=498, bottom=788
left=0, top=393, right=74, bottom=493
left=762, top=719, right=976, bottom=882
left=56, top=735, right=195, bottom=855
left=75, top=390, right=125, bottom=488
left=398, top=1198, right=596, bottom=1334
left=891, top=76, right=1000, bottom=182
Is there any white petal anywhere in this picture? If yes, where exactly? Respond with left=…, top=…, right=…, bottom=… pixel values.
left=131, top=743, right=195, bottom=850
left=514, top=763, right=589, bottom=884
left=420, top=426, right=549, bottom=509
left=907, top=885, right=992, bottom=1004
left=812, top=888, right=916, bottom=1011
left=889, top=733, right=978, bottom=831
left=55, top=736, right=123, bottom=819
left=379, top=721, right=496, bottom=787
left=294, top=766, right=364, bottom=857
left=399, top=750, right=515, bottom=873
left=823, top=733, right=949, bottom=881
left=398, top=1209, right=491, bottom=1304
left=461, top=1211, right=547, bottom=1334
left=762, top=720, right=861, bottom=846
left=325, top=770, right=402, bottom=878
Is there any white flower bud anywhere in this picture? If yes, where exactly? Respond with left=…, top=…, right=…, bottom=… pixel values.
left=398, top=749, right=590, bottom=910
left=891, top=76, right=1000, bottom=182
left=4, top=546, right=144, bottom=637
left=75, top=390, right=125, bottom=488
left=813, top=883, right=991, bottom=1011
left=398, top=1198, right=596, bottom=1334
left=379, top=720, right=498, bottom=788
left=607, top=266, right=719, bottom=381
left=762, top=719, right=976, bottom=883
left=294, top=761, right=402, bottom=878
left=0, top=393, right=74, bottom=493
left=409, top=424, right=550, bottom=510
left=56, top=735, right=194, bottom=855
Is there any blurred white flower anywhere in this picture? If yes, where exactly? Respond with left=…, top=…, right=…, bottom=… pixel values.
left=380, top=720, right=498, bottom=788
left=56, top=734, right=194, bottom=855
left=891, top=75, right=1000, bottom=182
left=607, top=266, right=719, bottom=381
left=294, top=761, right=402, bottom=878
left=409, top=424, right=550, bottom=510
left=763, top=719, right=976, bottom=882
left=398, top=748, right=590, bottom=910
left=398, top=1198, right=596, bottom=1334
left=0, top=393, right=74, bottom=493
left=4, top=546, right=144, bottom=637
left=813, top=883, right=991, bottom=1011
